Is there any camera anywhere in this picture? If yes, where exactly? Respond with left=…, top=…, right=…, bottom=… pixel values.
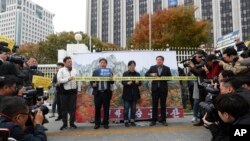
left=7, top=55, right=25, bottom=66
left=24, top=87, right=49, bottom=127
left=199, top=79, right=220, bottom=122
left=31, top=105, right=49, bottom=117
left=22, top=86, right=46, bottom=106
left=25, top=104, right=49, bottom=128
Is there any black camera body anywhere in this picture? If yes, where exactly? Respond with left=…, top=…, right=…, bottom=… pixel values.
left=7, top=55, right=25, bottom=66
left=199, top=80, right=220, bottom=122
left=22, top=87, right=46, bottom=106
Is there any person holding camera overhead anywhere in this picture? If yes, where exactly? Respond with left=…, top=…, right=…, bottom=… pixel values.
left=0, top=96, right=46, bottom=141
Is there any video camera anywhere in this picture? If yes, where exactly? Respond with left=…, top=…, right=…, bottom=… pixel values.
left=6, top=55, right=25, bottom=66
left=23, top=86, right=49, bottom=127
left=23, top=86, right=48, bottom=106
left=181, top=57, right=206, bottom=68
left=199, top=79, right=220, bottom=122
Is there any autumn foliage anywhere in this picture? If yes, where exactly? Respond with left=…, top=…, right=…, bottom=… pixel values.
left=16, top=32, right=118, bottom=64
left=130, top=6, right=211, bottom=49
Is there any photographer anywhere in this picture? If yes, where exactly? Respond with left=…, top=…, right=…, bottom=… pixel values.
left=49, top=63, right=64, bottom=120
left=219, top=77, right=250, bottom=105
left=188, top=50, right=208, bottom=126
left=204, top=54, right=221, bottom=80
left=21, top=57, right=44, bottom=87
left=219, top=47, right=249, bottom=75
left=218, top=70, right=234, bottom=83
left=0, top=96, right=46, bottom=141
left=203, top=94, right=250, bottom=141
left=0, top=46, right=19, bottom=77
left=0, top=75, right=25, bottom=99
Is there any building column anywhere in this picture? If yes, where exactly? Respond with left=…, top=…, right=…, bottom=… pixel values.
left=212, top=0, right=221, bottom=46
left=178, top=0, right=184, bottom=5
left=194, top=0, right=202, bottom=20
left=231, top=0, right=242, bottom=40
left=109, top=0, right=114, bottom=44
left=162, top=0, right=168, bottom=9
left=134, top=0, right=139, bottom=27
left=147, top=0, right=153, bottom=14
left=121, top=0, right=126, bottom=48
left=97, top=0, right=102, bottom=39
left=86, top=0, right=91, bottom=35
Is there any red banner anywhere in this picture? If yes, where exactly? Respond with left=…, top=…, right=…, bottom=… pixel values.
left=75, top=86, right=184, bottom=123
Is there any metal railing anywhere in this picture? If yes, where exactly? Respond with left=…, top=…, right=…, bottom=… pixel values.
left=37, top=64, right=57, bottom=79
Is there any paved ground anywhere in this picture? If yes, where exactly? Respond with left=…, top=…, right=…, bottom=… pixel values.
left=44, top=115, right=211, bottom=141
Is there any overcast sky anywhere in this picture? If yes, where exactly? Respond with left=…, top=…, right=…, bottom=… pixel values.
left=32, top=0, right=87, bottom=33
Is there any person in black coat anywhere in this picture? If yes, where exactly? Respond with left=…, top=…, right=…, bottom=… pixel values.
left=90, top=58, right=114, bottom=129
left=145, top=56, right=172, bottom=126
left=49, top=63, right=64, bottom=121
left=203, top=94, right=250, bottom=141
left=122, top=60, right=141, bottom=127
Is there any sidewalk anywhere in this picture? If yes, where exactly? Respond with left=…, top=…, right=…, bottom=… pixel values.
left=45, top=115, right=211, bottom=141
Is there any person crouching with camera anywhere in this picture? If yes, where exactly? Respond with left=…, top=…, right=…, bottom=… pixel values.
left=0, top=96, right=46, bottom=141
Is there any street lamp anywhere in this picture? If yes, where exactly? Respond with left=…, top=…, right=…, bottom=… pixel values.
left=74, top=33, right=82, bottom=44
left=166, top=44, right=169, bottom=51
left=130, top=45, right=134, bottom=51
left=93, top=45, right=96, bottom=53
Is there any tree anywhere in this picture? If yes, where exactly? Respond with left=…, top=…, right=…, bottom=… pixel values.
left=16, top=43, right=41, bottom=62
left=38, top=32, right=76, bottom=64
left=130, top=6, right=211, bottom=49
left=17, top=32, right=119, bottom=64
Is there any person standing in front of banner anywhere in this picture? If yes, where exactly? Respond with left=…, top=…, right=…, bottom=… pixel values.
left=90, top=58, right=114, bottom=129
left=122, top=60, right=141, bottom=127
left=50, top=63, right=64, bottom=121
left=145, top=56, right=172, bottom=126
left=57, top=56, right=80, bottom=130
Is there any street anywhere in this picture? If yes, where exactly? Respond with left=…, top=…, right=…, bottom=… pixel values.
left=45, top=115, right=211, bottom=141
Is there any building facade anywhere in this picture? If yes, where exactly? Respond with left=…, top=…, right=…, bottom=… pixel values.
left=87, top=0, right=250, bottom=48
left=0, top=0, right=54, bottom=45
left=194, top=0, right=250, bottom=45
left=86, top=0, right=185, bottom=48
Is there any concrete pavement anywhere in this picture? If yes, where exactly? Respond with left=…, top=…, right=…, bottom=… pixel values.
left=45, top=115, right=211, bottom=141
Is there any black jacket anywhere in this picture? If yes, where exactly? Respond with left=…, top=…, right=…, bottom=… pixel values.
left=145, top=65, right=171, bottom=92
left=233, top=112, right=250, bottom=125
left=90, top=69, right=114, bottom=96
left=208, top=122, right=230, bottom=141
left=122, top=71, right=141, bottom=101
left=0, top=61, right=19, bottom=76
left=207, top=112, right=250, bottom=141
left=236, top=88, right=250, bottom=106
left=0, top=116, right=47, bottom=141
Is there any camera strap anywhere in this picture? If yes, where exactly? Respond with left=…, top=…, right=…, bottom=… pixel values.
left=0, top=113, right=13, bottom=122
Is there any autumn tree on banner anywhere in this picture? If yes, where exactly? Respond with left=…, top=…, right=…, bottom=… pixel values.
left=130, top=6, right=211, bottom=49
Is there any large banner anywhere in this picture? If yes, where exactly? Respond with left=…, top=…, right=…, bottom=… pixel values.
left=73, top=51, right=184, bottom=122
